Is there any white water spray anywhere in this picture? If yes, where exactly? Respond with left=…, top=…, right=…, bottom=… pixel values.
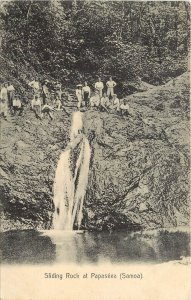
left=53, top=111, right=91, bottom=230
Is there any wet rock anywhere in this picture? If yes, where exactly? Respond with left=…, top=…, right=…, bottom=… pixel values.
left=84, top=73, right=190, bottom=230
left=0, top=72, right=190, bottom=231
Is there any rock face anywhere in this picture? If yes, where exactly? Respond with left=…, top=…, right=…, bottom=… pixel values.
left=0, top=108, right=71, bottom=230
left=84, top=73, right=190, bottom=230
left=0, top=73, right=190, bottom=231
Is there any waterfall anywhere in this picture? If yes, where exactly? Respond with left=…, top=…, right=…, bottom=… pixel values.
left=53, top=111, right=91, bottom=230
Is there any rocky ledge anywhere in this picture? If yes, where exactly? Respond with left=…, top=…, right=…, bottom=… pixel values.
left=0, top=73, right=190, bottom=231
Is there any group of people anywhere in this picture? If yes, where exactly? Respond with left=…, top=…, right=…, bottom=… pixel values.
left=0, top=82, right=19, bottom=120
left=0, top=75, right=130, bottom=121
left=28, top=78, right=62, bottom=106
left=0, top=78, right=63, bottom=120
left=28, top=78, right=63, bottom=120
left=75, top=76, right=130, bottom=116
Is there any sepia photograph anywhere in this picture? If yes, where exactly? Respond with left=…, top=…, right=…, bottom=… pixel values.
left=0, top=1, right=190, bottom=299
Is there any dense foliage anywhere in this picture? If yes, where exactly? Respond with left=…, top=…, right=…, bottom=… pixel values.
left=0, top=1, right=190, bottom=92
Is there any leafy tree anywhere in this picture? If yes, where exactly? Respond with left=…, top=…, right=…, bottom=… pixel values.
left=0, top=0, right=190, bottom=91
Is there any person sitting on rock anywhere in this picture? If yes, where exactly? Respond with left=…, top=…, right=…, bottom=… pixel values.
left=110, top=94, right=120, bottom=112
left=54, top=94, right=62, bottom=111
left=31, top=95, right=42, bottom=119
left=12, top=94, right=23, bottom=116
left=100, top=92, right=110, bottom=112
left=89, top=91, right=100, bottom=109
left=120, top=98, right=130, bottom=116
left=41, top=103, right=55, bottom=120
left=53, top=93, right=69, bottom=115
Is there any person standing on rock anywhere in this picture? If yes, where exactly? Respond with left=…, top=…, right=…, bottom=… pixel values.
left=76, top=84, right=83, bottom=109
left=0, top=82, right=9, bottom=120
left=0, top=82, right=8, bottom=101
left=31, top=94, right=42, bottom=119
left=106, top=76, right=116, bottom=99
left=55, top=81, right=62, bottom=101
left=7, top=82, right=15, bottom=109
left=95, top=77, right=104, bottom=98
left=28, top=77, right=40, bottom=96
left=82, top=81, right=91, bottom=107
left=42, top=80, right=50, bottom=105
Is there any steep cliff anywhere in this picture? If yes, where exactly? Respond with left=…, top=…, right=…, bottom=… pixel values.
left=0, top=73, right=190, bottom=231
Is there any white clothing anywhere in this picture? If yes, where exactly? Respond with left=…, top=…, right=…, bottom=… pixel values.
left=100, top=96, right=110, bottom=107
left=42, top=104, right=54, bottom=111
left=95, top=81, right=104, bottom=90
left=90, top=94, right=100, bottom=107
left=95, top=81, right=104, bottom=98
left=76, top=89, right=83, bottom=108
left=7, top=85, right=15, bottom=92
left=106, top=80, right=116, bottom=88
left=0, top=87, right=8, bottom=101
left=31, top=98, right=41, bottom=108
left=106, top=80, right=116, bottom=97
left=43, top=84, right=49, bottom=96
left=29, top=80, right=40, bottom=91
left=82, top=86, right=91, bottom=95
left=0, top=101, right=8, bottom=116
left=112, top=98, right=120, bottom=111
left=76, top=89, right=83, bottom=97
left=120, top=103, right=129, bottom=110
left=55, top=99, right=62, bottom=110
left=13, top=99, right=21, bottom=108
left=107, top=87, right=115, bottom=97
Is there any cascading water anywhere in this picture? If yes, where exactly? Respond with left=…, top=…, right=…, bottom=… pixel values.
left=53, top=111, right=91, bottom=230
